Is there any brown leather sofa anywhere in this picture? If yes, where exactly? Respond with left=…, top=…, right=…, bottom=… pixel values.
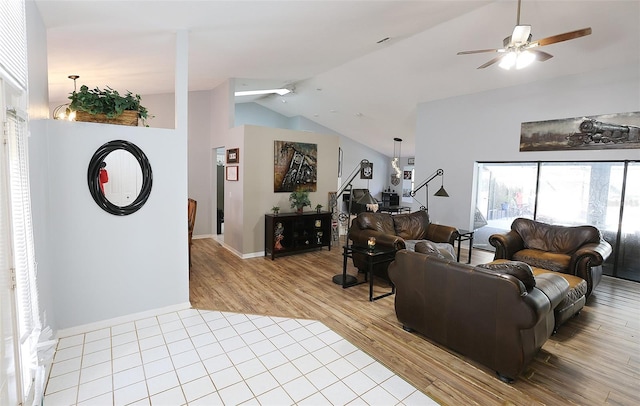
left=348, top=210, right=458, bottom=278
left=489, top=217, right=612, bottom=299
left=388, top=250, right=569, bottom=382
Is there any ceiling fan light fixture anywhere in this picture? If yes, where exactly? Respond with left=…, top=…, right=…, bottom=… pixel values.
left=499, top=52, right=517, bottom=70
left=234, top=88, right=291, bottom=97
left=499, top=50, right=536, bottom=70
left=516, top=50, right=536, bottom=69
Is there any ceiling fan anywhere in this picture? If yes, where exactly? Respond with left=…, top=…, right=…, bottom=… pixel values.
left=457, top=0, right=592, bottom=70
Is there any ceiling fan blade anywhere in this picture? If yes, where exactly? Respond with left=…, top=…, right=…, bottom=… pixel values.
left=532, top=27, right=592, bottom=47
left=457, top=48, right=501, bottom=55
left=529, top=49, right=553, bottom=62
left=477, top=54, right=506, bottom=69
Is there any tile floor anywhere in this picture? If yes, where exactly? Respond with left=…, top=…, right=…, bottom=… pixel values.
left=44, top=308, right=437, bottom=405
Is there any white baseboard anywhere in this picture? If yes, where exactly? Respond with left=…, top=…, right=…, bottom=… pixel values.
left=242, top=251, right=264, bottom=259
left=193, top=234, right=213, bottom=240
left=56, top=302, right=192, bottom=338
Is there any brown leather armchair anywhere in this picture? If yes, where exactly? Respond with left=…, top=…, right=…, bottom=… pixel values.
left=489, top=218, right=612, bottom=299
left=348, top=210, right=458, bottom=279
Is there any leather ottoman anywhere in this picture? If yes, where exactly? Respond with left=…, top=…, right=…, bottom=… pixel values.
left=490, top=259, right=587, bottom=332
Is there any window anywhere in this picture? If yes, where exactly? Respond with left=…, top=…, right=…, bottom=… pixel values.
left=473, top=161, right=640, bottom=282
left=1, top=1, right=48, bottom=404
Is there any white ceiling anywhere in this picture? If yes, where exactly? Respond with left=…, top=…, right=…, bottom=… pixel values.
left=37, top=0, right=640, bottom=157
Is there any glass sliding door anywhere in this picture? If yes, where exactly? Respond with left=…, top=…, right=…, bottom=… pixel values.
left=615, top=162, right=640, bottom=281
left=473, top=163, right=538, bottom=250
left=473, top=160, right=639, bottom=282
left=537, top=162, right=624, bottom=229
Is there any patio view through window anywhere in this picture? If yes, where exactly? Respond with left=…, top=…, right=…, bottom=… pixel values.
left=473, top=161, right=639, bottom=282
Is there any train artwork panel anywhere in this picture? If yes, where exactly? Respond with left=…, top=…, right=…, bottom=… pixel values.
left=520, top=111, right=640, bottom=151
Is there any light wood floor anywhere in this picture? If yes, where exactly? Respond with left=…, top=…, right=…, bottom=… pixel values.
left=189, top=237, right=640, bottom=405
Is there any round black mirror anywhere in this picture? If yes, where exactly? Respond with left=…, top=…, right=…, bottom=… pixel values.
left=88, top=140, right=152, bottom=215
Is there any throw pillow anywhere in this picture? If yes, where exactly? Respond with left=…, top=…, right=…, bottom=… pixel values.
left=478, top=261, right=536, bottom=291
left=414, top=240, right=444, bottom=258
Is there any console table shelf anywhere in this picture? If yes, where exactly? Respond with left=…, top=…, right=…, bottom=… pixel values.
left=265, top=212, right=332, bottom=260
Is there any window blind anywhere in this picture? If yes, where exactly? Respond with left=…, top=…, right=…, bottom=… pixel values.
left=0, top=0, right=27, bottom=89
left=6, top=107, right=41, bottom=403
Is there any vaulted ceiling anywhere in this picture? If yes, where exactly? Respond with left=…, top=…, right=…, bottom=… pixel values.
left=37, top=0, right=640, bottom=157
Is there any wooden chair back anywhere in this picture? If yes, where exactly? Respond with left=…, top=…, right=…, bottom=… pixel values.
left=188, top=198, right=197, bottom=268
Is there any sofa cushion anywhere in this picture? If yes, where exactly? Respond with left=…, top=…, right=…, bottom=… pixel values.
left=532, top=268, right=588, bottom=304
left=511, top=218, right=601, bottom=254
left=356, top=212, right=395, bottom=234
left=478, top=260, right=536, bottom=292
left=392, top=211, right=429, bottom=240
left=513, top=249, right=571, bottom=273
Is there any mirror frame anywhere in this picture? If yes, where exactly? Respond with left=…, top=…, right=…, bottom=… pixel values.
left=87, top=140, right=153, bottom=215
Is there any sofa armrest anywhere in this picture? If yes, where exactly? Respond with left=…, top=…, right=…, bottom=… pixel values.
left=573, top=240, right=612, bottom=267
left=348, top=227, right=405, bottom=250
left=489, top=230, right=524, bottom=260
left=533, top=273, right=570, bottom=309
left=424, top=224, right=458, bottom=245
left=520, top=288, right=553, bottom=327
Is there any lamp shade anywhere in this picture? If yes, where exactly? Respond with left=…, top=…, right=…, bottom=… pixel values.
left=434, top=186, right=449, bottom=197
left=356, top=190, right=377, bottom=205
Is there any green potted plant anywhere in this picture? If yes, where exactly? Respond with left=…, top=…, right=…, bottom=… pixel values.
left=68, top=85, right=151, bottom=126
left=271, top=206, right=280, bottom=215
left=289, top=191, right=311, bottom=214
left=315, top=204, right=323, bottom=213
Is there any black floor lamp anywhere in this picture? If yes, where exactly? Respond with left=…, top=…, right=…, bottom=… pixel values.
left=409, top=168, right=449, bottom=213
left=331, top=159, right=376, bottom=285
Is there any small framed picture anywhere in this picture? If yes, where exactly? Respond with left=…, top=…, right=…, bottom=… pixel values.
left=227, top=148, right=239, bottom=164
left=408, top=157, right=415, bottom=165
left=360, top=162, right=373, bottom=179
left=226, top=166, right=239, bottom=181
left=403, top=170, right=412, bottom=180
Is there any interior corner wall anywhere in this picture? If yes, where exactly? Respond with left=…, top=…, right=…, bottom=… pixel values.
left=26, top=0, right=48, bottom=120
left=224, top=125, right=339, bottom=257
left=30, top=120, right=189, bottom=330
left=235, top=102, right=289, bottom=129
left=415, top=64, right=640, bottom=231
left=235, top=102, right=390, bottom=198
left=208, top=80, right=235, bottom=237
left=25, top=0, right=56, bottom=330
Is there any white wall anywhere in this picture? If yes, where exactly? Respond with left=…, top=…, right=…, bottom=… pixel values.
left=26, top=0, right=48, bottom=120
left=416, top=64, right=640, bottom=230
left=235, top=102, right=289, bottom=129
left=235, top=102, right=391, bottom=199
left=25, top=0, right=58, bottom=331
left=28, top=119, right=189, bottom=331
left=233, top=125, right=339, bottom=256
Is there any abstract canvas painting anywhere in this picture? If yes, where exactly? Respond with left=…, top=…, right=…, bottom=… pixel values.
left=274, top=141, right=318, bottom=192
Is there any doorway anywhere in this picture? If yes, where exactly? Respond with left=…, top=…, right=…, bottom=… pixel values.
left=214, top=147, right=225, bottom=242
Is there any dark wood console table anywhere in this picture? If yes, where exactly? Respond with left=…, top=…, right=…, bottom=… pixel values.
left=265, top=212, right=331, bottom=259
